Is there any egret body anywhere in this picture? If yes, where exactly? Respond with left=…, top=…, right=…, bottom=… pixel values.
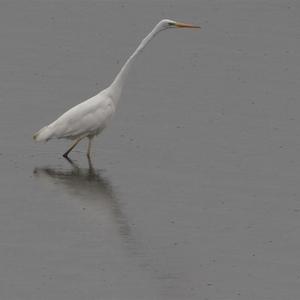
left=33, top=19, right=200, bottom=158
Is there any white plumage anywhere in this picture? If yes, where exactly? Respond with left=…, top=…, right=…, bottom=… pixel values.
left=33, top=19, right=200, bottom=158
left=34, top=89, right=114, bottom=141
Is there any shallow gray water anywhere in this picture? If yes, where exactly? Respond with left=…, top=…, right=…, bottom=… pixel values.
left=1, top=0, right=300, bottom=299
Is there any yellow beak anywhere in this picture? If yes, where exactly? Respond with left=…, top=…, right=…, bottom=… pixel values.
left=175, top=22, right=201, bottom=29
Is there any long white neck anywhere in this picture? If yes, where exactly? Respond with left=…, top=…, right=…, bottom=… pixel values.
left=107, top=22, right=164, bottom=105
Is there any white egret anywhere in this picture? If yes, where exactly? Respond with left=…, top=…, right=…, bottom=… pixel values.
left=33, top=19, right=200, bottom=158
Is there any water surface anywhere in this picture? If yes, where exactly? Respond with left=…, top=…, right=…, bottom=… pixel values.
left=1, top=1, right=300, bottom=299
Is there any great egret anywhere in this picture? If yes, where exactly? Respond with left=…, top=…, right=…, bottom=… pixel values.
left=33, top=19, right=200, bottom=158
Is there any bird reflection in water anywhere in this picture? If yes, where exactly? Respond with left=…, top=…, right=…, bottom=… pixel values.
left=34, top=158, right=184, bottom=295
left=33, top=157, right=133, bottom=244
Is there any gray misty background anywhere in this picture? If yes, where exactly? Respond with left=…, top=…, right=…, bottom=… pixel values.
left=0, top=0, right=300, bottom=299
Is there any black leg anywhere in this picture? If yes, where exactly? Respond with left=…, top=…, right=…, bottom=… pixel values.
left=62, top=137, right=84, bottom=158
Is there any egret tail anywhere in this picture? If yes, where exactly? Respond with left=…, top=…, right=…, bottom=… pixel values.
left=33, top=125, right=53, bottom=142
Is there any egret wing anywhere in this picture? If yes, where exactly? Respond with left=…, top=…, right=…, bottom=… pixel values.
left=49, top=94, right=115, bottom=139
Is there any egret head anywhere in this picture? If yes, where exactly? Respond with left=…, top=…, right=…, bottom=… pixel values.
left=159, top=19, right=201, bottom=31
